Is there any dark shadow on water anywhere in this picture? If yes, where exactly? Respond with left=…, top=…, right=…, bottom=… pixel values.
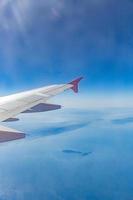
left=112, top=117, right=133, bottom=125
left=27, top=122, right=89, bottom=139
left=62, top=149, right=92, bottom=156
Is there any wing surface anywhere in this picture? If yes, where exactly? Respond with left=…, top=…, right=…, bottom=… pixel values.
left=0, top=77, right=83, bottom=142
left=0, top=84, right=70, bottom=122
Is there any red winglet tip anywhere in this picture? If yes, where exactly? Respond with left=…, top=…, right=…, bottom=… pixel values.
left=69, top=77, right=83, bottom=93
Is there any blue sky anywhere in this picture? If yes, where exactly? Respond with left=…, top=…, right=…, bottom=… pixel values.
left=0, top=0, right=133, bottom=97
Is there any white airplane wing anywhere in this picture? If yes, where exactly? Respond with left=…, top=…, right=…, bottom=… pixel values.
left=0, top=77, right=83, bottom=142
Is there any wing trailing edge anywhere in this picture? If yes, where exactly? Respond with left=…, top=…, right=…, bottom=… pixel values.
left=22, top=103, right=61, bottom=113
left=0, top=125, right=25, bottom=143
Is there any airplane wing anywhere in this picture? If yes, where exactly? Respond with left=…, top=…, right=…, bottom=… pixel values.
left=0, top=77, right=83, bottom=142
left=0, top=125, right=25, bottom=142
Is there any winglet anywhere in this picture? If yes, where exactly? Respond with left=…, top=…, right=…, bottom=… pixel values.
left=69, top=77, right=83, bottom=93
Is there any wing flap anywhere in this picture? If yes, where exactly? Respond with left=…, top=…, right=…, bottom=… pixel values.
left=0, top=125, right=25, bottom=142
left=22, top=103, right=61, bottom=113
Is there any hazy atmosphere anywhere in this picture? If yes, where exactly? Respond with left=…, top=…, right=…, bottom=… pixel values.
left=0, top=0, right=133, bottom=200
